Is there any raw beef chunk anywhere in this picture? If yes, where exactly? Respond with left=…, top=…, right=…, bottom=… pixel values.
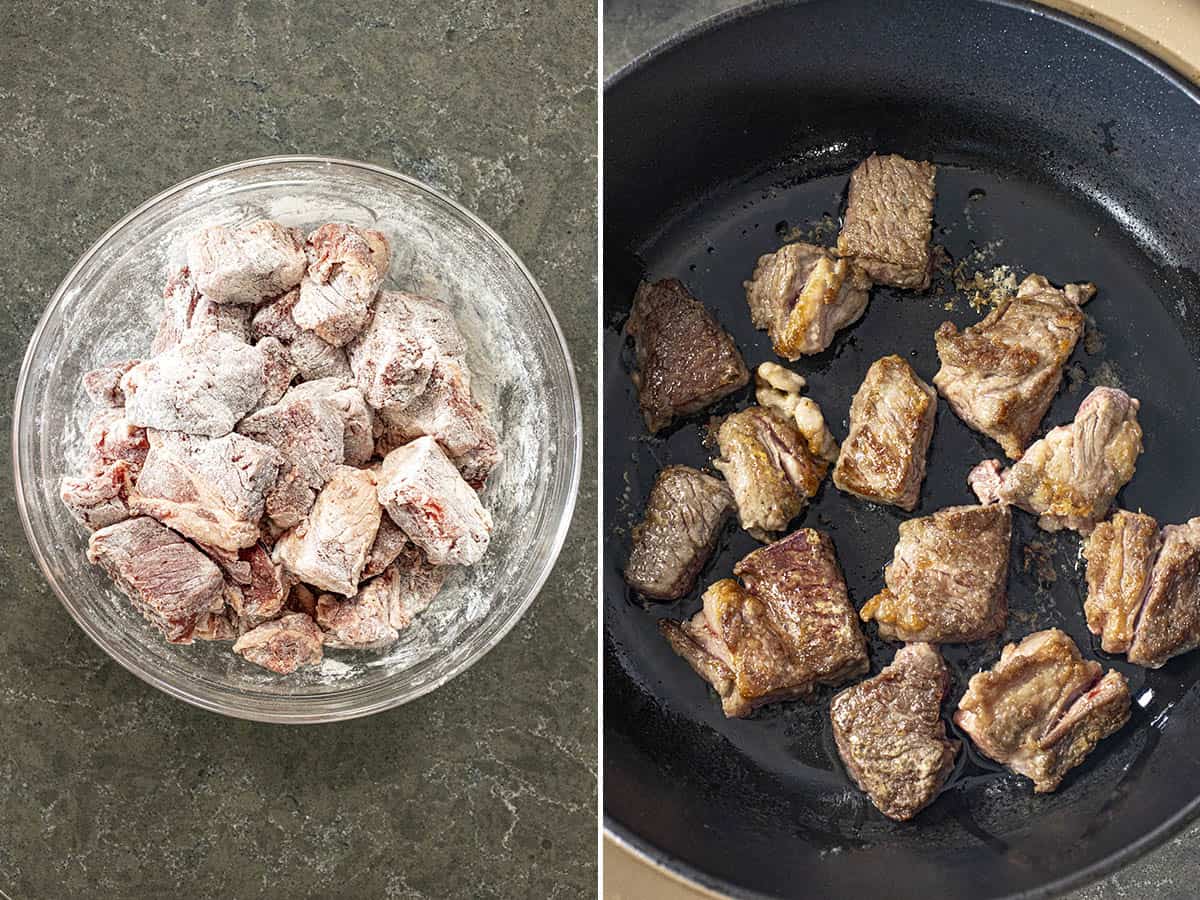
left=293, top=223, right=390, bottom=346
left=83, top=359, right=140, bottom=407
left=277, top=378, right=374, bottom=467
left=61, top=462, right=136, bottom=531
left=346, top=290, right=438, bottom=409
left=254, top=337, right=298, bottom=410
left=224, top=542, right=290, bottom=627
left=362, top=516, right=410, bottom=579
left=186, top=220, right=306, bottom=305
left=86, top=408, right=150, bottom=471
left=316, top=576, right=400, bottom=649
left=384, top=545, right=447, bottom=630
left=233, top=613, right=324, bottom=674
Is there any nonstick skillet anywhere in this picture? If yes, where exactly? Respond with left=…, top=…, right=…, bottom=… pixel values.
left=603, top=1, right=1200, bottom=897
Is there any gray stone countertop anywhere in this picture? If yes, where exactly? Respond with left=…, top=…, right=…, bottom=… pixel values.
left=0, top=2, right=596, bottom=897
left=603, top=1, right=1200, bottom=898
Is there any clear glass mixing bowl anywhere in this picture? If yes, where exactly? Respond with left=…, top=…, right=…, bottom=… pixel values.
left=12, top=156, right=582, bottom=723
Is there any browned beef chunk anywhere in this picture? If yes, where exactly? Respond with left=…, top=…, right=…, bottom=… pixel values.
left=861, top=504, right=1010, bottom=643
left=624, top=465, right=733, bottom=601
left=744, top=242, right=871, bottom=359
left=86, top=516, right=226, bottom=644
left=836, top=154, right=936, bottom=289
left=1127, top=518, right=1200, bottom=668
left=1083, top=510, right=1161, bottom=654
left=233, top=613, right=324, bottom=674
left=833, top=355, right=936, bottom=510
left=830, top=643, right=958, bottom=821
left=954, top=629, right=1130, bottom=792
left=934, top=274, right=1095, bottom=460
left=186, top=221, right=306, bottom=305
left=626, top=278, right=749, bottom=433
left=969, top=387, right=1142, bottom=533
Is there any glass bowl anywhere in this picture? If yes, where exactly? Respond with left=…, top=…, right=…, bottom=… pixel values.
left=13, top=156, right=582, bottom=723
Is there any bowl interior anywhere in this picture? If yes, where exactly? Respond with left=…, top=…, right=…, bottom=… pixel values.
left=15, top=157, right=580, bottom=722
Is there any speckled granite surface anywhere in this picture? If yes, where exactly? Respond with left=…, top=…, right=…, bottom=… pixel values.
left=0, top=2, right=596, bottom=897
left=602, top=1, right=1200, bottom=899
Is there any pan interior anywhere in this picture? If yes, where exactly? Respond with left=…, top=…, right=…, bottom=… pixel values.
left=604, top=2, right=1200, bottom=898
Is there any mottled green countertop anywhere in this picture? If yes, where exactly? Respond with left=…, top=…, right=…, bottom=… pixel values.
left=0, top=2, right=596, bottom=897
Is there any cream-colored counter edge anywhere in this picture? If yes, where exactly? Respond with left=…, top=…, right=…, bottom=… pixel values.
left=605, top=1, right=1200, bottom=897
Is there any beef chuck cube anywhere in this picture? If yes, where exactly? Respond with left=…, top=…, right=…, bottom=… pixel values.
left=1127, top=518, right=1200, bottom=668
left=347, top=290, right=438, bottom=408
left=238, top=394, right=346, bottom=529
left=293, top=223, right=390, bottom=347
left=624, top=465, right=733, bottom=601
left=377, top=436, right=493, bottom=566
left=251, top=288, right=303, bottom=342
left=277, top=378, right=375, bottom=466
left=1083, top=510, right=1161, bottom=654
left=193, top=607, right=239, bottom=642
left=224, top=542, right=290, bottom=626
left=233, top=612, right=324, bottom=674
left=61, top=461, right=136, bottom=530
left=734, top=528, right=868, bottom=687
left=626, top=278, right=750, bottom=433
left=121, top=330, right=268, bottom=437
left=186, top=220, right=306, bottom=305
left=836, top=153, right=937, bottom=290
left=83, top=359, right=140, bottom=407
left=660, top=579, right=813, bottom=717
left=833, top=355, right=936, bottom=511
left=830, top=644, right=959, bottom=821
left=254, top=337, right=298, bottom=410
left=362, top=516, right=410, bottom=579
left=955, top=629, right=1130, bottom=793
left=935, top=274, right=1095, bottom=460
left=969, top=387, right=1143, bottom=533
left=375, top=360, right=502, bottom=487
left=86, top=517, right=226, bottom=644
left=129, top=430, right=281, bottom=552
left=861, top=504, right=1011, bottom=643
left=273, top=466, right=382, bottom=595
left=714, top=406, right=831, bottom=538
left=86, top=408, right=150, bottom=471
left=316, top=575, right=400, bottom=650
left=385, top=545, right=447, bottom=630
left=152, top=267, right=253, bottom=355
left=744, top=243, right=872, bottom=359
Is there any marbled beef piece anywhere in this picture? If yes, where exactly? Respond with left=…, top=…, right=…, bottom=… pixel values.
left=830, top=643, right=959, bottom=821
left=86, top=516, right=226, bottom=644
left=836, top=154, right=936, bottom=290
left=624, top=465, right=733, bottom=601
left=626, top=278, right=749, bottom=433
left=233, top=612, right=324, bottom=674
left=955, top=629, right=1130, bottom=792
left=293, top=223, right=390, bottom=347
left=934, top=274, right=1095, bottom=460
left=186, top=220, right=306, bottom=305
left=86, top=408, right=150, bottom=472
left=744, top=242, right=872, bottom=359
left=316, top=574, right=400, bottom=650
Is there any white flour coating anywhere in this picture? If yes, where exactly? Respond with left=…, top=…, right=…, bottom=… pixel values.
left=45, top=164, right=563, bottom=696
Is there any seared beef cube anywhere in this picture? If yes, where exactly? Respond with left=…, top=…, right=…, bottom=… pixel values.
left=836, top=154, right=936, bottom=290
left=385, top=545, right=447, bottom=630
left=714, top=407, right=830, bottom=538
left=626, top=278, right=749, bottom=433
left=969, top=387, right=1142, bottom=533
left=833, top=355, right=936, bottom=510
left=273, top=466, right=382, bottom=596
left=734, top=528, right=868, bottom=686
left=346, top=290, right=438, bottom=409
left=293, top=223, right=390, bottom=347
left=954, top=629, right=1130, bottom=792
left=86, top=408, right=150, bottom=472
left=130, top=430, right=281, bottom=552
left=86, top=517, right=226, bottom=644
left=830, top=643, right=959, bottom=821
left=60, top=461, right=136, bottom=531
left=225, top=543, right=291, bottom=627
left=1083, top=510, right=1161, bottom=654
left=362, top=516, right=410, bottom=579
left=934, top=274, right=1095, bottom=460
left=233, top=612, right=324, bottom=674
left=121, top=331, right=268, bottom=437
left=238, top=393, right=346, bottom=529
left=659, top=579, right=812, bottom=718
left=744, top=243, right=872, bottom=358
left=83, top=359, right=140, bottom=407
left=186, top=220, right=306, bottom=305
left=624, top=465, right=733, bottom=601
left=317, top=575, right=399, bottom=650
left=377, top=436, right=493, bottom=566
left=375, top=359, right=502, bottom=487
left=278, top=378, right=375, bottom=467
left=1127, top=519, right=1200, bottom=668
left=861, top=504, right=1011, bottom=643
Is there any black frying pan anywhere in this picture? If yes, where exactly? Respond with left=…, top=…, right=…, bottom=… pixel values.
left=603, top=2, right=1200, bottom=897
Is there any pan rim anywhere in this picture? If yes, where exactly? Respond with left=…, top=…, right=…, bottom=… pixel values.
left=601, top=0, right=1200, bottom=897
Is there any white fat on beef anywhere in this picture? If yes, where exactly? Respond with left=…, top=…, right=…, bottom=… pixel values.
left=376, top=436, right=492, bottom=566
left=293, top=223, right=391, bottom=347
left=186, top=220, right=306, bottom=305
left=273, top=466, right=382, bottom=595
left=129, top=430, right=282, bottom=551
left=121, top=331, right=268, bottom=437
